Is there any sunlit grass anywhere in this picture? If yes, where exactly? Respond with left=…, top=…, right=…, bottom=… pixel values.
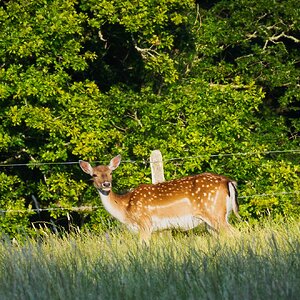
left=0, top=219, right=299, bottom=300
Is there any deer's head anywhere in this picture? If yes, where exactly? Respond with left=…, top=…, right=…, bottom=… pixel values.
left=79, top=155, right=121, bottom=192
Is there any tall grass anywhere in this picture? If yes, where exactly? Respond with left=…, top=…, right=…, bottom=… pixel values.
left=0, top=219, right=299, bottom=300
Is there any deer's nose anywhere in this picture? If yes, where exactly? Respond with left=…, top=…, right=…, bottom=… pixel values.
left=102, top=182, right=111, bottom=189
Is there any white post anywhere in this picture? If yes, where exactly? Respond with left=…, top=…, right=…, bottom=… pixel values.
left=150, top=150, right=165, bottom=184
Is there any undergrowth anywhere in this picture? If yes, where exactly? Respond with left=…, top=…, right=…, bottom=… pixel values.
left=0, top=218, right=299, bottom=300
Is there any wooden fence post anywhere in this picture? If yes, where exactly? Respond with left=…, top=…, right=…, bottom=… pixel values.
left=150, top=150, right=165, bottom=184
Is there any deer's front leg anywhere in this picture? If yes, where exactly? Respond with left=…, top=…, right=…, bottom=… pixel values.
left=138, top=218, right=152, bottom=245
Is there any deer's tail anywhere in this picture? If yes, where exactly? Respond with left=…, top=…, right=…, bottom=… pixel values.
left=228, top=181, right=241, bottom=220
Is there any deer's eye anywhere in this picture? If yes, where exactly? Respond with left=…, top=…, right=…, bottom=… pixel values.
left=92, top=174, right=98, bottom=177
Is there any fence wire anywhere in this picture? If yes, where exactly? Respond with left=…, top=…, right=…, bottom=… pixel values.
left=0, top=149, right=299, bottom=214
left=0, top=149, right=300, bottom=167
left=0, top=191, right=299, bottom=214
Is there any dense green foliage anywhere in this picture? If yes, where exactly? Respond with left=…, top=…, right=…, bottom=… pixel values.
left=0, top=220, right=299, bottom=299
left=0, top=0, right=299, bottom=235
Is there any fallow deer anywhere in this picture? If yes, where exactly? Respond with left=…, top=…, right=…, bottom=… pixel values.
left=79, top=155, right=240, bottom=242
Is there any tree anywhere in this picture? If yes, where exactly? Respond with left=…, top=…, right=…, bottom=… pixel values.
left=0, top=0, right=299, bottom=236
left=193, top=0, right=300, bottom=141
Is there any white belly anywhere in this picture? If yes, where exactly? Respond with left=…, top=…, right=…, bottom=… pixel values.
left=151, top=215, right=204, bottom=231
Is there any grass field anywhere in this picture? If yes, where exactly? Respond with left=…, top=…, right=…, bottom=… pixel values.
left=0, top=219, right=299, bottom=300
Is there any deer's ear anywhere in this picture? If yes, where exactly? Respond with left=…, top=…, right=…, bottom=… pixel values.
left=79, top=160, right=94, bottom=176
left=109, top=155, right=121, bottom=171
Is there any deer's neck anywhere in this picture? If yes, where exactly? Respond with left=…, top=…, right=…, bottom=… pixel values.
left=97, top=190, right=128, bottom=224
